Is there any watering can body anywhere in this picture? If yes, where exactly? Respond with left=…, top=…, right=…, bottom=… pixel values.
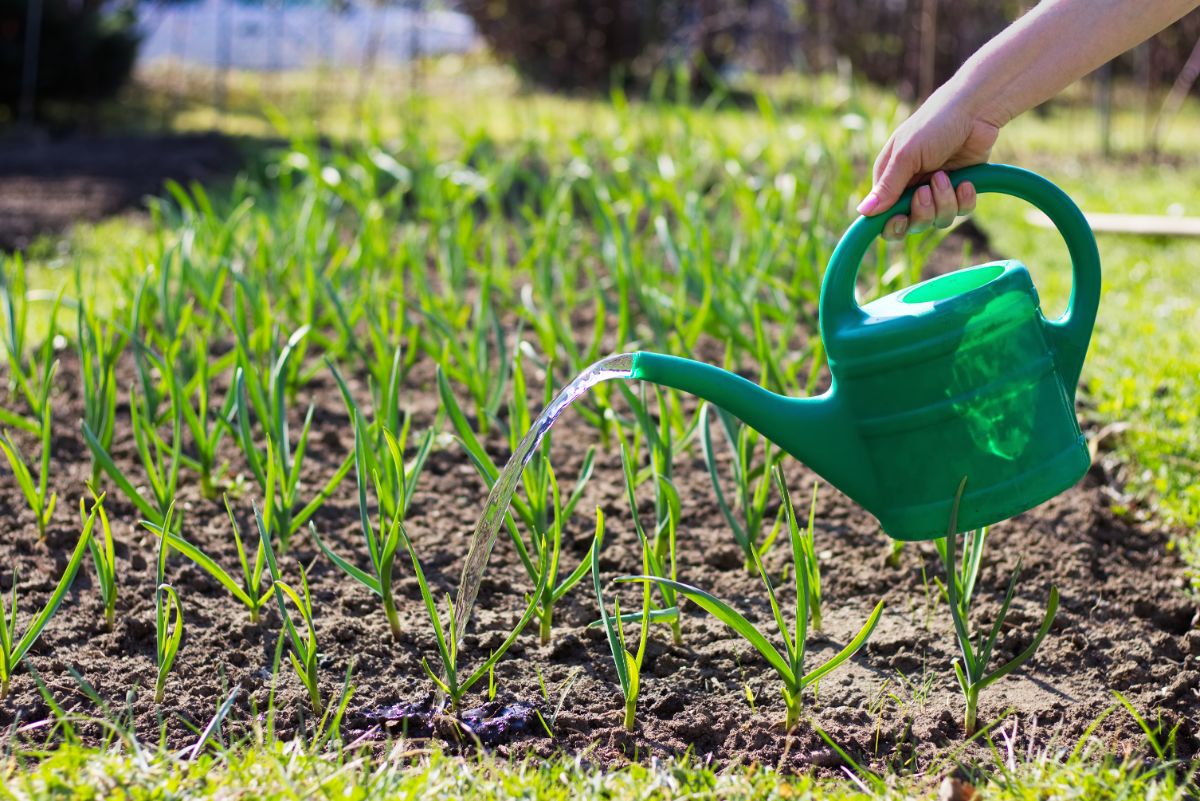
left=631, top=164, right=1102, bottom=540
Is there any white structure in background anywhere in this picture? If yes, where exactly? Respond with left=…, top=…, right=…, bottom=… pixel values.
left=137, top=0, right=479, bottom=70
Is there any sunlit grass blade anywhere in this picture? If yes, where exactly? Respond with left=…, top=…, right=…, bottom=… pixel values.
left=146, top=497, right=269, bottom=624
left=258, top=503, right=323, bottom=714
left=591, top=508, right=651, bottom=730
left=148, top=502, right=185, bottom=704
left=621, top=575, right=794, bottom=681
left=0, top=494, right=99, bottom=698
left=939, top=477, right=1059, bottom=735
left=82, top=490, right=116, bottom=631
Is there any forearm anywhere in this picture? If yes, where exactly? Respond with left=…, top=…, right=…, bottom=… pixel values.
left=946, top=0, right=1200, bottom=126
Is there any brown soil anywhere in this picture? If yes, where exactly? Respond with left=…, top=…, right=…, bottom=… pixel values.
left=1, top=330, right=1197, bottom=774
left=0, top=133, right=243, bottom=251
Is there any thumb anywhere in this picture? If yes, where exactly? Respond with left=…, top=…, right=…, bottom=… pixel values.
left=857, top=146, right=920, bottom=216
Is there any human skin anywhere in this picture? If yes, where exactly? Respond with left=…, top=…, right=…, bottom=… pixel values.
left=859, top=0, right=1200, bottom=240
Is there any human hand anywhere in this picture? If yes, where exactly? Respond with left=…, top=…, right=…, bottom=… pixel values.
left=856, top=93, right=1001, bottom=241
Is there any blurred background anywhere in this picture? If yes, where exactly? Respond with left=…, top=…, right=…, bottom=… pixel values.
left=1, top=0, right=1199, bottom=141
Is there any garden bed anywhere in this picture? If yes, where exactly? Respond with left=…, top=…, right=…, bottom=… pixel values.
left=1, top=342, right=1196, bottom=773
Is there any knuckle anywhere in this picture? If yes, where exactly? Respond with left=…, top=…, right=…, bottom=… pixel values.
left=891, top=141, right=918, bottom=165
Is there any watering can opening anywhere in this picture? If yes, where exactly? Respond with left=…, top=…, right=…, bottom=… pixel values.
left=899, top=262, right=1007, bottom=305
left=632, top=164, right=1101, bottom=542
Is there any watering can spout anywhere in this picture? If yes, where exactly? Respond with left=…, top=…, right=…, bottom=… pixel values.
left=630, top=352, right=877, bottom=509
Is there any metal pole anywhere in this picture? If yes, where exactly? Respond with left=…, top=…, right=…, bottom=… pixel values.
left=216, top=0, right=232, bottom=111
left=408, top=0, right=420, bottom=98
left=1095, top=60, right=1113, bottom=156
left=18, top=0, right=44, bottom=127
left=1149, top=34, right=1200, bottom=155
left=918, top=0, right=938, bottom=100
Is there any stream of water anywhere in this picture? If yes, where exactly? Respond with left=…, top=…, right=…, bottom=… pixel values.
left=449, top=352, right=637, bottom=651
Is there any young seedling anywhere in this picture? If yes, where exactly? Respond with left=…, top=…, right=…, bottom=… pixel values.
left=614, top=382, right=691, bottom=629
left=258, top=505, right=324, bottom=714
left=776, top=471, right=823, bottom=632
left=313, top=411, right=428, bottom=642
left=84, top=383, right=182, bottom=530
left=83, top=489, right=117, bottom=631
left=590, top=508, right=651, bottom=730
left=0, top=410, right=57, bottom=540
left=0, top=256, right=30, bottom=405
left=0, top=259, right=63, bottom=435
left=233, top=357, right=355, bottom=549
left=701, top=402, right=784, bottom=571
left=591, top=441, right=684, bottom=643
left=423, top=276, right=512, bottom=435
left=0, top=495, right=99, bottom=699
left=146, top=497, right=269, bottom=624
left=439, top=353, right=597, bottom=645
left=328, top=358, right=434, bottom=526
left=76, top=297, right=125, bottom=486
left=170, top=333, right=236, bottom=499
left=147, top=503, right=184, bottom=704
left=402, top=516, right=548, bottom=712
left=937, top=479, right=1059, bottom=736
left=623, top=471, right=884, bottom=729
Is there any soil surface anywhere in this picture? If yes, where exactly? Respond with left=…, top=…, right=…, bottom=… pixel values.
left=0, top=133, right=244, bottom=250
left=1, top=328, right=1197, bottom=775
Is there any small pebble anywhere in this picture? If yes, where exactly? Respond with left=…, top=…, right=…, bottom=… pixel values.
left=938, top=776, right=978, bottom=801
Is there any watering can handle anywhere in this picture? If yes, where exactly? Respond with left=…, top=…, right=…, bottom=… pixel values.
left=820, top=163, right=1101, bottom=389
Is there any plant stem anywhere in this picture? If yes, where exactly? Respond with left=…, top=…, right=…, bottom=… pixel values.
left=307, top=665, right=323, bottom=715
left=965, top=685, right=979, bottom=736
left=539, top=606, right=553, bottom=646
left=785, top=697, right=800, bottom=730
left=384, top=595, right=402, bottom=643
left=623, top=698, right=636, bottom=731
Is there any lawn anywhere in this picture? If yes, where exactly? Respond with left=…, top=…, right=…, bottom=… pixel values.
left=2, top=63, right=1198, bottom=798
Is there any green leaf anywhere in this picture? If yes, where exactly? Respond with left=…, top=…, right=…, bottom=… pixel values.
left=311, top=525, right=383, bottom=596
left=156, top=528, right=257, bottom=611
left=977, top=587, right=1059, bottom=691
left=699, top=404, right=750, bottom=555
left=12, top=502, right=97, bottom=662
left=619, top=575, right=794, bottom=685
left=799, top=599, right=885, bottom=689
left=82, top=419, right=161, bottom=524
left=590, top=509, right=629, bottom=694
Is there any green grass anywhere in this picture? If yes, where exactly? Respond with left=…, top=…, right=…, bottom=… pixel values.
left=0, top=730, right=1194, bottom=801
left=3, top=63, right=1199, bottom=797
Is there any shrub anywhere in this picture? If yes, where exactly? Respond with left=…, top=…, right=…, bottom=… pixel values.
left=0, top=0, right=140, bottom=114
left=460, top=0, right=754, bottom=92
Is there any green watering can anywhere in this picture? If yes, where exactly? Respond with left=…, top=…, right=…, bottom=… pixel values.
left=629, top=163, right=1101, bottom=540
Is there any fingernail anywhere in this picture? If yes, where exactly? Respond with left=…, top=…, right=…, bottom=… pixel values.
left=916, top=186, right=932, bottom=207
left=857, top=192, right=879, bottom=215
left=891, top=218, right=907, bottom=237
left=935, top=171, right=951, bottom=190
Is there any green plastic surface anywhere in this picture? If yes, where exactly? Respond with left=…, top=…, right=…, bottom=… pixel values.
left=631, top=163, right=1102, bottom=540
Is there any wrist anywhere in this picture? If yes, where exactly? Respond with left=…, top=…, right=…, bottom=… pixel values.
left=939, top=63, right=1014, bottom=130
